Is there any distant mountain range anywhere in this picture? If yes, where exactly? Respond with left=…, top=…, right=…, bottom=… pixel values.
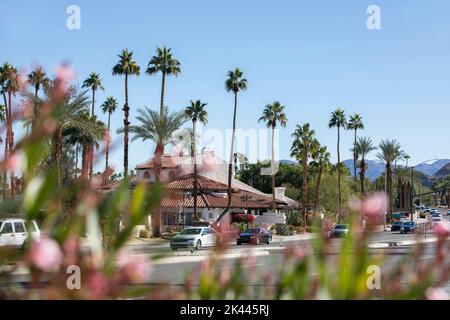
left=280, top=159, right=450, bottom=185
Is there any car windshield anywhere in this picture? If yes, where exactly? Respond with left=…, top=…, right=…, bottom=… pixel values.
left=404, top=222, right=415, bottom=226
left=245, top=229, right=260, bottom=233
left=334, top=224, right=348, bottom=230
left=179, top=228, right=202, bottom=235
left=393, top=221, right=402, bottom=225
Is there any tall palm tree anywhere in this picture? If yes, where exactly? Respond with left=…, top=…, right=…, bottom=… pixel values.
left=311, top=145, right=331, bottom=213
left=101, top=97, right=118, bottom=172
left=403, top=154, right=411, bottom=167
left=328, top=108, right=347, bottom=223
left=82, top=72, right=104, bottom=117
left=215, top=68, right=248, bottom=225
left=377, top=139, right=402, bottom=220
left=146, top=46, right=181, bottom=115
left=347, top=113, right=364, bottom=186
left=112, top=49, right=140, bottom=177
left=82, top=72, right=105, bottom=180
left=258, top=101, right=287, bottom=211
left=4, top=66, right=19, bottom=197
left=291, top=123, right=317, bottom=226
left=27, top=67, right=49, bottom=130
left=121, top=106, right=186, bottom=237
left=0, top=63, right=12, bottom=198
left=185, top=100, right=208, bottom=221
left=356, top=137, right=377, bottom=194
left=0, top=104, right=6, bottom=198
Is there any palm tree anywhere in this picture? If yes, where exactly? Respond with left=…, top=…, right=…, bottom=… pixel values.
left=101, top=97, right=118, bottom=172
left=0, top=104, right=6, bottom=198
left=311, top=145, right=331, bottom=213
left=64, top=113, right=106, bottom=181
left=291, top=123, right=317, bottom=226
left=121, top=106, right=186, bottom=237
left=146, top=46, right=181, bottom=115
left=27, top=67, right=49, bottom=130
left=347, top=113, right=364, bottom=186
left=185, top=100, right=208, bottom=221
left=377, top=139, right=402, bottom=220
left=258, top=101, right=287, bottom=211
left=215, top=68, right=248, bottom=225
left=3, top=66, right=19, bottom=197
left=0, top=63, right=12, bottom=198
left=328, top=108, right=347, bottom=223
left=112, top=49, right=140, bottom=177
left=356, top=137, right=377, bottom=194
left=403, top=154, right=411, bottom=168
left=82, top=72, right=104, bottom=116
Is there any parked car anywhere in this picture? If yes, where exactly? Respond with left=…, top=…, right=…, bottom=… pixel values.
left=431, top=217, right=442, bottom=227
left=237, top=228, right=272, bottom=245
left=431, top=212, right=442, bottom=218
left=446, top=210, right=450, bottom=216
left=329, top=224, right=349, bottom=238
left=0, top=218, right=40, bottom=248
left=400, top=221, right=417, bottom=234
left=170, top=227, right=219, bottom=250
left=391, top=221, right=403, bottom=232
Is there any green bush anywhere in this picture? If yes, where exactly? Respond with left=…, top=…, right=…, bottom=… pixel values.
left=275, top=223, right=292, bottom=236
left=285, top=210, right=303, bottom=226
left=139, top=229, right=151, bottom=239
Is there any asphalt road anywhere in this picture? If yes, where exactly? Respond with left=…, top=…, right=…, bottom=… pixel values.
left=136, top=231, right=450, bottom=296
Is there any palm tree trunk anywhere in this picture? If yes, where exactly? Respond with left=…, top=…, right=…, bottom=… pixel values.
left=353, top=129, right=357, bottom=186
left=388, top=164, right=392, bottom=221
left=360, top=159, right=365, bottom=194
left=105, top=112, right=111, bottom=172
left=8, top=91, right=14, bottom=198
left=32, top=86, right=38, bottom=132
left=53, top=126, right=63, bottom=187
left=75, top=143, right=79, bottom=179
left=193, top=120, right=200, bottom=221
left=88, top=144, right=94, bottom=180
left=123, top=73, right=129, bottom=177
left=302, top=148, right=308, bottom=226
left=314, top=165, right=323, bottom=212
left=2, top=90, right=8, bottom=198
left=152, top=143, right=164, bottom=237
left=337, top=126, right=342, bottom=223
left=91, top=89, right=95, bottom=116
left=215, top=92, right=238, bottom=226
left=160, top=71, right=166, bottom=115
left=271, top=125, right=276, bottom=211
left=81, top=143, right=88, bottom=180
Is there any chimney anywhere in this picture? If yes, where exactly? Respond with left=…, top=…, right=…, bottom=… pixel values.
left=275, top=187, right=286, bottom=200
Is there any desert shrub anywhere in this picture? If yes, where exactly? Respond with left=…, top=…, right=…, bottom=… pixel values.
left=275, top=223, right=292, bottom=236
left=286, top=210, right=303, bottom=226
left=139, top=229, right=151, bottom=238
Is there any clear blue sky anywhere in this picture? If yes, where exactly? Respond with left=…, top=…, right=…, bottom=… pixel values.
left=1, top=0, right=450, bottom=172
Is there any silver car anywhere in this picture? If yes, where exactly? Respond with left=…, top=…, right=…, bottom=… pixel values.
left=170, top=227, right=219, bottom=251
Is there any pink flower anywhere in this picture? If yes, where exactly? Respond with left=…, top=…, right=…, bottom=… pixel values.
left=28, top=237, right=63, bottom=272
left=433, top=221, right=450, bottom=241
left=122, top=255, right=152, bottom=283
left=219, top=266, right=230, bottom=287
left=88, top=272, right=110, bottom=299
left=362, top=192, right=387, bottom=223
left=426, top=287, right=449, bottom=300
left=200, top=152, right=218, bottom=172
left=54, top=63, right=75, bottom=98
left=5, top=152, right=24, bottom=172
left=348, top=197, right=362, bottom=212
left=63, top=236, right=79, bottom=265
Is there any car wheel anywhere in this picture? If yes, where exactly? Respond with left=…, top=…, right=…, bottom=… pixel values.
left=171, top=248, right=178, bottom=251
left=267, top=236, right=271, bottom=245
left=237, top=242, right=241, bottom=245
left=196, top=240, right=202, bottom=250
left=255, top=237, right=260, bottom=245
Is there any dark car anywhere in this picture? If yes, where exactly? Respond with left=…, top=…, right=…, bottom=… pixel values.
left=237, top=228, right=272, bottom=245
left=329, top=224, right=349, bottom=238
left=400, top=221, right=417, bottom=234
left=391, top=221, right=403, bottom=232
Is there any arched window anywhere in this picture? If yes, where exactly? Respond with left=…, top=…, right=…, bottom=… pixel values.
left=143, top=171, right=150, bottom=179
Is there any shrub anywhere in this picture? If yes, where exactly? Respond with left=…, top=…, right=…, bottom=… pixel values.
left=275, top=223, right=292, bottom=236
left=139, top=229, right=151, bottom=239
left=286, top=210, right=303, bottom=226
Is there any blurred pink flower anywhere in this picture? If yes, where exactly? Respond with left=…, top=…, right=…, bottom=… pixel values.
left=5, top=152, right=24, bottom=171
left=63, top=236, right=79, bottom=265
left=348, top=197, right=362, bottom=212
left=201, top=152, right=218, bottom=172
left=219, top=266, right=230, bottom=287
left=90, top=175, right=102, bottom=187
left=433, top=221, right=450, bottom=241
left=28, top=237, right=63, bottom=272
left=426, top=287, right=449, bottom=300
left=103, top=130, right=111, bottom=145
left=122, top=255, right=152, bottom=283
left=54, top=63, right=75, bottom=98
left=362, top=192, right=387, bottom=223
left=88, top=272, right=110, bottom=299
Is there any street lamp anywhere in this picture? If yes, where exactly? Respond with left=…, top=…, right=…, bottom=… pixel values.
left=410, top=158, right=438, bottom=222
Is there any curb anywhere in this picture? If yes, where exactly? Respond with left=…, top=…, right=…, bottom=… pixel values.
left=368, top=237, right=438, bottom=249
left=152, top=250, right=270, bottom=264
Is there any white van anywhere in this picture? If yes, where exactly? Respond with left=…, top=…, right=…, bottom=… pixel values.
left=0, top=218, right=40, bottom=248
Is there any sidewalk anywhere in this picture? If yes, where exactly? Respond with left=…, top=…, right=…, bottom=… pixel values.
left=368, top=236, right=438, bottom=248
